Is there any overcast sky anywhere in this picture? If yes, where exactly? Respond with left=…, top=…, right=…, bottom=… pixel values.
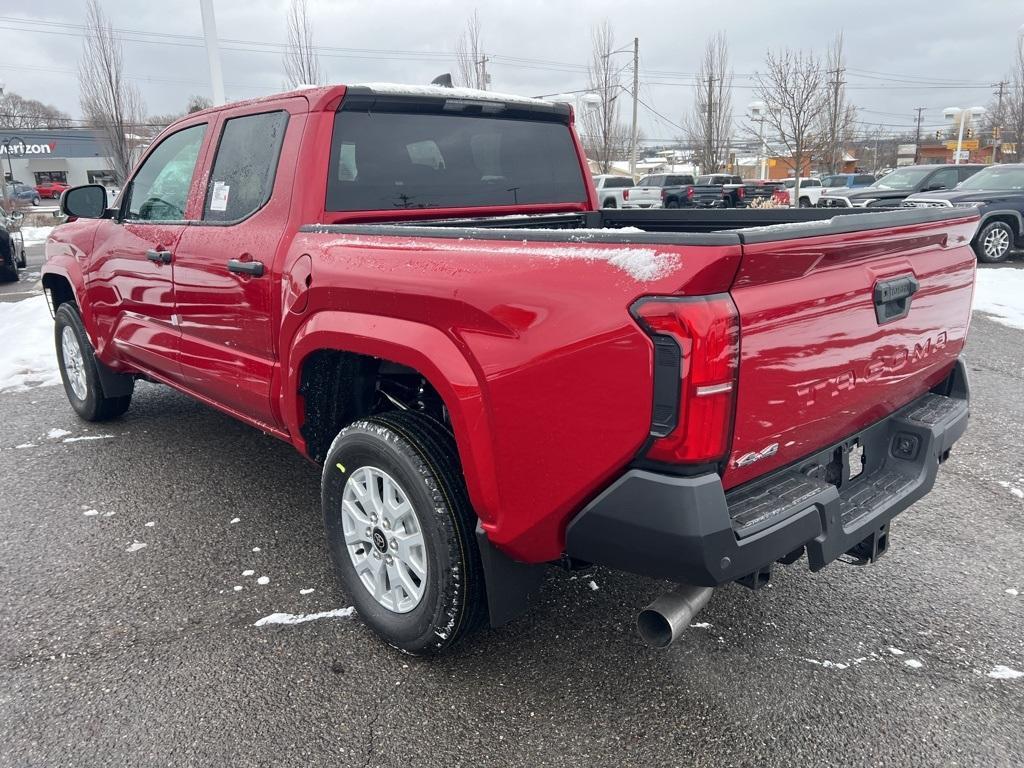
left=0, top=0, right=1021, bottom=142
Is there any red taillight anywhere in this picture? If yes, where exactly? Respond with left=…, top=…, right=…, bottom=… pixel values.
left=632, top=295, right=740, bottom=464
left=737, top=186, right=745, bottom=199
left=686, top=186, right=694, bottom=199
left=623, top=188, right=630, bottom=200
left=660, top=188, right=667, bottom=199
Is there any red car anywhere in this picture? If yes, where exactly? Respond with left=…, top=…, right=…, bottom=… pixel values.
left=43, top=84, right=974, bottom=654
left=35, top=181, right=69, bottom=199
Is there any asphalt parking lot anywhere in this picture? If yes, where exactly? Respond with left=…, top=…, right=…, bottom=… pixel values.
left=1, top=249, right=1023, bottom=767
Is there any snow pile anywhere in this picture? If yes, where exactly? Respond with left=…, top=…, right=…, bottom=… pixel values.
left=324, top=236, right=680, bottom=281
left=987, top=665, right=1023, bottom=680
left=253, top=607, right=355, bottom=627
left=0, top=295, right=60, bottom=392
left=20, top=225, right=55, bottom=246
left=974, top=268, right=1024, bottom=330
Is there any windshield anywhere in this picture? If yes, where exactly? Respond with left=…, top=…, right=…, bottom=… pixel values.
left=820, top=175, right=848, bottom=187
left=869, top=167, right=931, bottom=190
left=326, top=109, right=587, bottom=212
left=637, top=176, right=664, bottom=186
left=956, top=166, right=1024, bottom=191
left=696, top=175, right=716, bottom=185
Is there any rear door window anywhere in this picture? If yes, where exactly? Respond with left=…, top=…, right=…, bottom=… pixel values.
left=203, top=110, right=289, bottom=222
left=326, top=109, right=586, bottom=212
left=927, top=168, right=958, bottom=190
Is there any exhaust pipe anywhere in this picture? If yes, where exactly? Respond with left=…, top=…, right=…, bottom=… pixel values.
left=637, top=585, right=715, bottom=648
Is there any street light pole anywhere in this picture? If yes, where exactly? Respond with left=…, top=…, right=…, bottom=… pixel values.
left=629, top=37, right=639, bottom=178
left=199, top=0, right=226, bottom=105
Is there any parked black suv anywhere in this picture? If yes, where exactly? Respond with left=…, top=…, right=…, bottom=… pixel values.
left=819, top=164, right=984, bottom=208
left=903, top=163, right=1024, bottom=263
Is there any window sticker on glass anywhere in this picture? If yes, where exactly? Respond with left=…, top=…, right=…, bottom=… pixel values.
left=210, top=181, right=230, bottom=211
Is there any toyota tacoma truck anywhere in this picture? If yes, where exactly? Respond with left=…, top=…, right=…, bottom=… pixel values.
left=43, top=84, right=975, bottom=654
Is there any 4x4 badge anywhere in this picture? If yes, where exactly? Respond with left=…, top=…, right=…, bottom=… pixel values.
left=734, top=443, right=779, bottom=468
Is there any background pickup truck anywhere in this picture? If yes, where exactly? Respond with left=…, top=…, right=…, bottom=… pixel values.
left=592, top=174, right=634, bottom=208
left=691, top=173, right=746, bottom=208
left=44, top=83, right=975, bottom=654
left=626, top=173, right=696, bottom=208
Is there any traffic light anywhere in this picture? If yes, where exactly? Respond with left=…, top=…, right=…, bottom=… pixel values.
left=965, top=128, right=974, bottom=139
left=993, top=127, right=1001, bottom=139
left=935, top=130, right=944, bottom=140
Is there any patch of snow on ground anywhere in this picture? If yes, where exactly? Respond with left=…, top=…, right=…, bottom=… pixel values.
left=299, top=588, right=315, bottom=595
left=125, top=541, right=147, bottom=553
left=241, top=569, right=254, bottom=577
left=82, top=509, right=99, bottom=516
left=233, top=585, right=243, bottom=592
left=47, top=428, right=71, bottom=439
left=0, top=296, right=61, bottom=392
left=690, top=622, right=713, bottom=629
left=987, top=665, right=1023, bottom=679
left=888, top=647, right=905, bottom=656
left=256, top=576, right=270, bottom=585
left=974, top=268, right=1024, bottom=331
left=587, top=580, right=599, bottom=591
left=15, top=443, right=36, bottom=449
left=1007, top=588, right=1020, bottom=596
left=62, top=434, right=114, bottom=443
left=904, top=659, right=924, bottom=669
left=20, top=226, right=55, bottom=246
left=145, top=521, right=155, bottom=527
left=230, top=517, right=240, bottom=524
left=253, top=607, right=356, bottom=627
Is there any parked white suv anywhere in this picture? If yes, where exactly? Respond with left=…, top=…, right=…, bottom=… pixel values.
left=592, top=174, right=635, bottom=209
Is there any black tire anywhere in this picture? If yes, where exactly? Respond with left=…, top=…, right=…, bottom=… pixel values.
left=602, top=198, right=617, bottom=209
left=32, top=196, right=40, bottom=206
left=798, top=197, right=811, bottom=208
left=54, top=303, right=133, bottom=421
left=16, top=245, right=26, bottom=269
left=665, top=199, right=680, bottom=209
left=0, top=231, right=18, bottom=283
left=322, top=411, right=486, bottom=655
left=974, top=220, right=1015, bottom=263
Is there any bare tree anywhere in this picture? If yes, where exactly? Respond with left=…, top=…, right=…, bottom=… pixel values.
left=454, top=10, right=486, bottom=89
left=580, top=21, right=630, bottom=174
left=283, top=0, right=322, bottom=88
left=684, top=33, right=733, bottom=173
left=78, top=0, right=146, bottom=184
left=752, top=48, right=827, bottom=205
left=0, top=91, right=73, bottom=129
left=818, top=33, right=858, bottom=174
left=147, top=96, right=215, bottom=134
left=1001, top=47, right=1024, bottom=162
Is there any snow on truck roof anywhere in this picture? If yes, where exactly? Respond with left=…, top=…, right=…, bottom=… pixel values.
left=349, top=83, right=558, bottom=108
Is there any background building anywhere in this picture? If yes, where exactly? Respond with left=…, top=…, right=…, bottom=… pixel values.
left=0, top=128, right=117, bottom=189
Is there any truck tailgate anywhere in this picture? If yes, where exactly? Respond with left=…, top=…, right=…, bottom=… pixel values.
left=627, top=186, right=662, bottom=206
left=723, top=211, right=978, bottom=490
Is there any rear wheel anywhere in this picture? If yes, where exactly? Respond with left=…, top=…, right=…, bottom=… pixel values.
left=665, top=199, right=680, bottom=209
left=0, top=233, right=18, bottom=283
left=975, top=220, right=1014, bottom=263
left=322, top=411, right=486, bottom=655
left=32, top=196, right=41, bottom=206
left=602, top=198, right=617, bottom=208
left=54, top=303, right=133, bottom=421
left=798, top=197, right=811, bottom=208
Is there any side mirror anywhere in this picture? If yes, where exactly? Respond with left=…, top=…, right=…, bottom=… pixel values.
left=61, top=184, right=108, bottom=219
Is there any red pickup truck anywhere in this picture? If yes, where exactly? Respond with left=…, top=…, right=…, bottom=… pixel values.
left=43, top=84, right=974, bottom=654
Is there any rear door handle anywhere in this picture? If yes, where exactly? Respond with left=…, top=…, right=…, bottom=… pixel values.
left=145, top=249, right=172, bottom=264
left=227, top=259, right=265, bottom=277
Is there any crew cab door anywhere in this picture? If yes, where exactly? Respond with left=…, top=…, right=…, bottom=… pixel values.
left=84, top=121, right=210, bottom=379
left=172, top=103, right=301, bottom=428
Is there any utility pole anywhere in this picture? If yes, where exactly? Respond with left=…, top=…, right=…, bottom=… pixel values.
left=994, top=80, right=1007, bottom=163
left=478, top=54, right=489, bottom=90
left=705, top=73, right=715, bottom=173
left=913, top=107, right=925, bottom=164
left=954, top=111, right=967, bottom=165
left=629, top=37, right=639, bottom=178
left=199, top=0, right=225, bottom=105
left=828, top=65, right=844, bottom=173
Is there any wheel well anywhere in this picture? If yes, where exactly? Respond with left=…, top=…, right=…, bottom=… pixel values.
left=42, top=274, right=75, bottom=309
left=298, top=349, right=449, bottom=463
left=977, top=214, right=1021, bottom=241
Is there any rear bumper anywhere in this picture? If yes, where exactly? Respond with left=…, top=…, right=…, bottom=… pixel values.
left=565, top=360, right=970, bottom=586
left=621, top=202, right=663, bottom=209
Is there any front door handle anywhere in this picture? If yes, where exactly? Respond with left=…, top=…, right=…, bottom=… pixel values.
left=227, top=259, right=265, bottom=277
left=145, top=249, right=172, bottom=264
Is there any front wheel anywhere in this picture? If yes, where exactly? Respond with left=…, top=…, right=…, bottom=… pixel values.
left=322, top=411, right=487, bottom=655
left=975, top=220, right=1015, bottom=263
left=55, top=303, right=133, bottom=421
left=32, top=196, right=40, bottom=206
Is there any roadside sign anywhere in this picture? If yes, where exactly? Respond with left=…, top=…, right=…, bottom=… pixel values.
left=952, top=150, right=971, bottom=162
left=945, top=139, right=979, bottom=151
